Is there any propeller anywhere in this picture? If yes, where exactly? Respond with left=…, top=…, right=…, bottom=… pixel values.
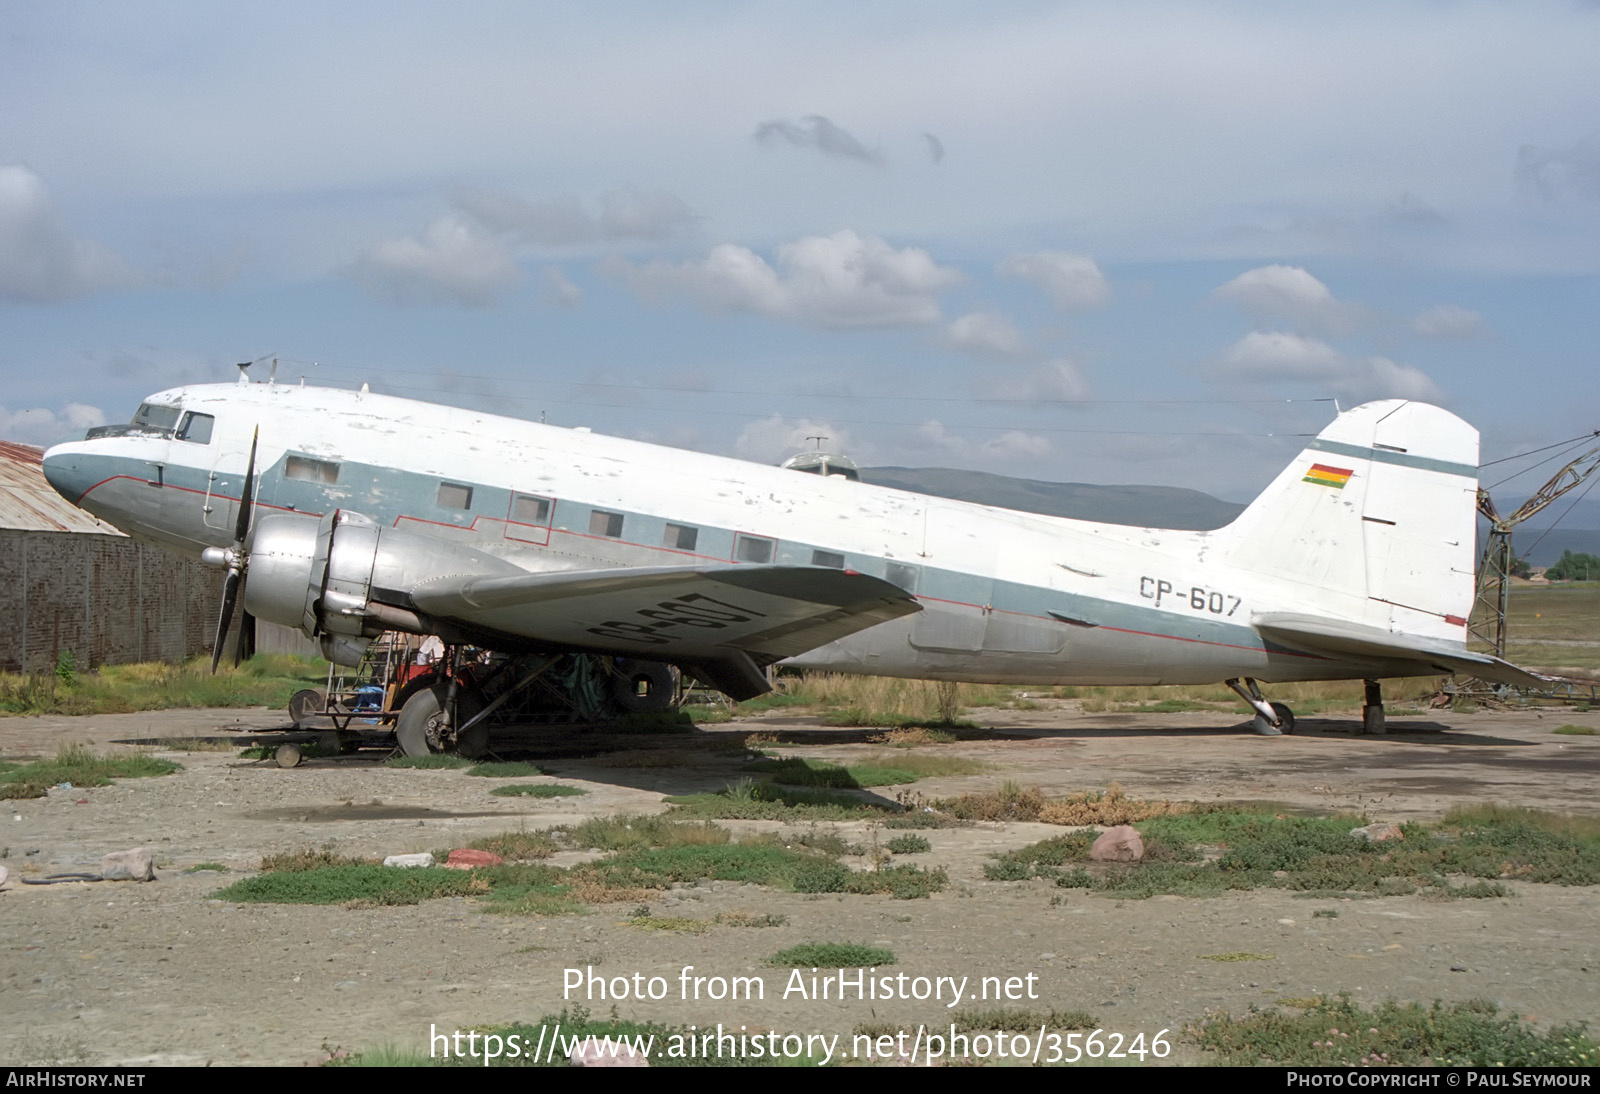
left=209, top=428, right=259, bottom=673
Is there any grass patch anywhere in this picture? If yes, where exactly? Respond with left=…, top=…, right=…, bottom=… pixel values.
left=626, top=911, right=710, bottom=934
left=607, top=710, right=696, bottom=734
left=952, top=1007, right=1098, bottom=1032
left=989, top=802, right=1600, bottom=898
left=0, top=744, right=180, bottom=800
left=744, top=754, right=982, bottom=788
left=489, top=784, right=588, bottom=798
left=1189, top=995, right=1598, bottom=1066
left=886, top=835, right=931, bottom=854
left=467, top=761, right=552, bottom=778
left=385, top=754, right=474, bottom=769
left=465, top=831, right=560, bottom=861
left=771, top=943, right=895, bottom=968
left=561, top=814, right=730, bottom=851
left=259, top=848, right=374, bottom=872
left=184, top=862, right=228, bottom=873
left=217, top=864, right=480, bottom=905
left=665, top=781, right=891, bottom=822
left=1555, top=724, right=1596, bottom=735
left=0, top=655, right=327, bottom=717
left=868, top=727, right=956, bottom=746
left=716, top=912, right=787, bottom=928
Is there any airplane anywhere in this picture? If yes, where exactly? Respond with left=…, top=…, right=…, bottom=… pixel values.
left=39, top=369, right=1540, bottom=755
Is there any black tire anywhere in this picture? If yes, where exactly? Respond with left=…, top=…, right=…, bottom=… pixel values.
left=394, top=684, right=486, bottom=757
left=610, top=659, right=679, bottom=714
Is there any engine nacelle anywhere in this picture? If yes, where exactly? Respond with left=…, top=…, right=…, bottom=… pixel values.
left=242, top=510, right=524, bottom=666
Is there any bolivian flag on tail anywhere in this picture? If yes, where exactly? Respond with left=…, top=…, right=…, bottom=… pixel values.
left=1303, top=463, right=1354, bottom=489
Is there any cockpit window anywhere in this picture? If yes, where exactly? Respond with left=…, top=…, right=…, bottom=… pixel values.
left=175, top=412, right=214, bottom=444
left=131, top=404, right=181, bottom=433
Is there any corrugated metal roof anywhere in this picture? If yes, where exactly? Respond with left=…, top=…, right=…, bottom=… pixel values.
left=0, top=440, right=126, bottom=535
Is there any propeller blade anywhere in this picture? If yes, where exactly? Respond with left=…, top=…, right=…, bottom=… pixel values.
left=233, top=427, right=259, bottom=545
left=233, top=605, right=256, bottom=668
left=211, top=568, right=241, bottom=674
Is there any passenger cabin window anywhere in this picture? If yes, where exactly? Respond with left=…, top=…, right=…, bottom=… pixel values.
left=285, top=456, right=340, bottom=484
left=735, top=534, right=775, bottom=564
left=663, top=523, right=698, bottom=551
left=437, top=482, right=473, bottom=510
left=174, top=412, right=214, bottom=444
left=885, top=561, right=919, bottom=593
left=589, top=510, right=624, bottom=538
left=811, top=549, right=845, bottom=568
left=511, top=494, right=551, bottom=524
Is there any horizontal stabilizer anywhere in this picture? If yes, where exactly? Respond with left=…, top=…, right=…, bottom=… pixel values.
left=1253, top=613, right=1548, bottom=689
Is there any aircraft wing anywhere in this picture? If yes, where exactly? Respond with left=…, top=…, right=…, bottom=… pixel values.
left=1251, top=613, right=1549, bottom=689
left=403, top=564, right=920, bottom=699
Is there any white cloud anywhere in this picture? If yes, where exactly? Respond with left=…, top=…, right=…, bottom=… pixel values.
left=989, top=359, right=1092, bottom=403
left=734, top=414, right=869, bottom=465
left=1217, top=331, right=1442, bottom=402
left=914, top=420, right=1052, bottom=462
left=753, top=116, right=880, bottom=165
left=349, top=214, right=522, bottom=307
left=1, top=402, right=106, bottom=445
left=614, top=229, right=962, bottom=329
left=456, top=187, right=695, bottom=244
left=1516, top=136, right=1600, bottom=204
left=540, top=266, right=583, bottom=309
left=1411, top=304, right=1488, bottom=340
left=944, top=311, right=1030, bottom=357
left=1212, top=265, right=1362, bottom=334
left=0, top=166, right=135, bottom=302
left=997, top=252, right=1109, bottom=312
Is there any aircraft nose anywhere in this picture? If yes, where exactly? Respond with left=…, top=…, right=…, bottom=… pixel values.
left=42, top=444, right=89, bottom=503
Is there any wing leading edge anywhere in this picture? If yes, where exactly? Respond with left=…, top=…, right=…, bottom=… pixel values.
left=1252, top=613, right=1548, bottom=689
left=403, top=564, right=920, bottom=699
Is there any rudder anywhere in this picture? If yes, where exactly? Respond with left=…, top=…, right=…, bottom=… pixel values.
left=1217, top=400, right=1479, bottom=645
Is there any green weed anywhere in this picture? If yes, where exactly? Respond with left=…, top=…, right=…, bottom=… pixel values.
left=468, top=762, right=552, bottom=778
left=1189, top=995, right=1597, bottom=1066
left=0, top=744, right=180, bottom=800
left=489, top=784, right=587, bottom=798
left=771, top=943, right=896, bottom=968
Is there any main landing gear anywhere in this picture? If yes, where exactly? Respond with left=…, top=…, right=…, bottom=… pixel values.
left=1225, top=677, right=1295, bottom=736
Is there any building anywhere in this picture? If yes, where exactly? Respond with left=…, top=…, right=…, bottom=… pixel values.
left=0, top=440, right=224, bottom=673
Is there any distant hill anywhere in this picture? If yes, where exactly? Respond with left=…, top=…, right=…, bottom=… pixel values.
left=859, top=467, right=1246, bottom=530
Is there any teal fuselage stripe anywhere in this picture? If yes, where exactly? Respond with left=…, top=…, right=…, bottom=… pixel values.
left=82, top=449, right=1273, bottom=656
left=1308, top=439, right=1477, bottom=479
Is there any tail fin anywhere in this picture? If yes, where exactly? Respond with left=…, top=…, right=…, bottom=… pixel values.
left=1217, top=400, right=1479, bottom=644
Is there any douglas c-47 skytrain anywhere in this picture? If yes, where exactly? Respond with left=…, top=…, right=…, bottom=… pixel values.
left=40, top=369, right=1539, bottom=755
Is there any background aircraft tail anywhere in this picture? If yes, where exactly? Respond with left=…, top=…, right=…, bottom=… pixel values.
left=1216, top=399, right=1480, bottom=645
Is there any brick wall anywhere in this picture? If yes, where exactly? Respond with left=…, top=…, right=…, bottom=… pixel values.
left=0, top=530, right=224, bottom=672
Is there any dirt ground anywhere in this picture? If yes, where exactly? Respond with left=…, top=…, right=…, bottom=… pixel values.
left=1, top=701, right=1597, bottom=1067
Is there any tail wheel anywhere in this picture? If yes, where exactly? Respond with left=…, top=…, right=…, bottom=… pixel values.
left=609, top=659, right=679, bottom=714
left=395, top=684, right=486, bottom=757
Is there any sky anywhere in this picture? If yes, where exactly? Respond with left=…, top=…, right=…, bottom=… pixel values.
left=2, top=1, right=1597, bottom=513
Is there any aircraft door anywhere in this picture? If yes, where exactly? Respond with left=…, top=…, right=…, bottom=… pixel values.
left=908, top=498, right=995, bottom=655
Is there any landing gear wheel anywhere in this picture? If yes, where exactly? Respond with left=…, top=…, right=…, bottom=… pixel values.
left=609, top=659, right=679, bottom=714
left=394, top=684, right=486, bottom=757
left=1252, top=702, right=1295, bottom=736
left=288, top=689, right=325, bottom=729
left=1254, top=700, right=1292, bottom=735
